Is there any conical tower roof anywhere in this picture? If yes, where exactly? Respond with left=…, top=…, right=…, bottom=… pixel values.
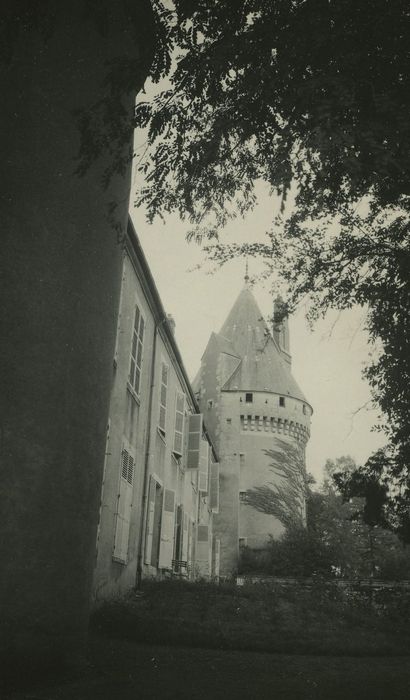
left=217, top=286, right=307, bottom=402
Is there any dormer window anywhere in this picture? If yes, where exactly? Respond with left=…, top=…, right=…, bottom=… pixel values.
left=245, top=393, right=253, bottom=403
left=279, top=396, right=285, bottom=407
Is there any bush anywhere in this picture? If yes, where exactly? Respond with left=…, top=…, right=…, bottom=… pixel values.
left=90, top=578, right=410, bottom=656
left=238, top=529, right=338, bottom=578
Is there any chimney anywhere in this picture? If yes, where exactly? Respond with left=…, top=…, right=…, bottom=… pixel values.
left=272, top=296, right=291, bottom=364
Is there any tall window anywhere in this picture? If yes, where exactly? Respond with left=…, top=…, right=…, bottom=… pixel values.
left=158, top=362, right=169, bottom=434
left=129, top=304, right=144, bottom=395
left=173, top=391, right=185, bottom=456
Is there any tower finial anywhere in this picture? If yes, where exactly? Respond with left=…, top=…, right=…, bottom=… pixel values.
left=244, top=258, right=249, bottom=284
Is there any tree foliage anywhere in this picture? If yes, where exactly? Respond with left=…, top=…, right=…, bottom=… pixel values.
left=334, top=448, right=410, bottom=543
left=241, top=453, right=410, bottom=579
left=136, top=0, right=410, bottom=517
left=242, top=439, right=308, bottom=530
left=137, top=0, right=410, bottom=223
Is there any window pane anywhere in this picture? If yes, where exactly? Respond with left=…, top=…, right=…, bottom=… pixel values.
left=160, top=385, right=167, bottom=406
left=159, top=405, right=166, bottom=430
left=131, top=332, right=137, bottom=358
left=137, top=340, right=143, bottom=367
left=162, top=364, right=168, bottom=384
left=134, top=306, right=140, bottom=330
left=134, top=367, right=140, bottom=393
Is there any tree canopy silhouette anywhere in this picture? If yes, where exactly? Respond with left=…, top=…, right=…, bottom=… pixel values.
left=135, top=0, right=410, bottom=521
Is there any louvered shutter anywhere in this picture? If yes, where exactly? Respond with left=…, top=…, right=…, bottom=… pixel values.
left=196, top=524, right=210, bottom=577
left=173, top=391, right=185, bottom=456
left=158, top=489, right=176, bottom=569
left=144, top=476, right=156, bottom=564
left=209, top=462, right=220, bottom=512
left=198, top=440, right=209, bottom=493
left=187, top=414, right=203, bottom=469
left=113, top=446, right=135, bottom=563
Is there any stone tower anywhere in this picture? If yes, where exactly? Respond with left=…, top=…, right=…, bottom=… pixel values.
left=194, top=281, right=312, bottom=576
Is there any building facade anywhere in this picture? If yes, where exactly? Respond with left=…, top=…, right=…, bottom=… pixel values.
left=93, top=220, right=219, bottom=601
left=193, top=281, right=312, bottom=576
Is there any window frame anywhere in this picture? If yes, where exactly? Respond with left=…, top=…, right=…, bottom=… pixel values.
left=173, top=390, right=185, bottom=457
left=128, top=301, right=145, bottom=398
left=158, top=360, right=169, bottom=436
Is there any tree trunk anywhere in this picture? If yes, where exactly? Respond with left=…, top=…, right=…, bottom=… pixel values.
left=0, top=0, right=154, bottom=671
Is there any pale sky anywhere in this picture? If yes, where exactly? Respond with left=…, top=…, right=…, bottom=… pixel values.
left=131, top=180, right=386, bottom=484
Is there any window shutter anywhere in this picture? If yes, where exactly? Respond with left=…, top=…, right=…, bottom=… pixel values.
left=113, top=269, right=125, bottom=366
left=209, top=462, right=220, bottom=512
left=158, top=488, right=176, bottom=569
left=113, top=446, right=135, bottom=563
left=213, top=537, right=221, bottom=578
left=144, top=476, right=156, bottom=564
left=187, top=413, right=203, bottom=469
left=198, top=440, right=209, bottom=493
left=174, top=504, right=183, bottom=560
left=173, top=391, right=185, bottom=456
left=96, top=420, right=111, bottom=549
left=182, top=512, right=189, bottom=560
left=158, top=362, right=168, bottom=433
left=196, top=524, right=210, bottom=577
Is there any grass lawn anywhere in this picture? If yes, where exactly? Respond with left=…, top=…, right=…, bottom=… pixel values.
left=5, top=637, right=410, bottom=699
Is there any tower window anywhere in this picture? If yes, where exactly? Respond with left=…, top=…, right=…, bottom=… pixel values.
left=245, top=393, right=253, bottom=403
left=279, top=396, right=285, bottom=407
left=207, top=399, right=213, bottom=409
left=303, top=404, right=307, bottom=415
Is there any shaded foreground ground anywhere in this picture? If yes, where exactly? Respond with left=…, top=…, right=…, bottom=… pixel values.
left=6, top=580, right=410, bottom=698
left=6, top=634, right=410, bottom=700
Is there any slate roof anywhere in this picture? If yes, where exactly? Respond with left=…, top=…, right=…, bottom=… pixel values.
left=216, top=286, right=308, bottom=402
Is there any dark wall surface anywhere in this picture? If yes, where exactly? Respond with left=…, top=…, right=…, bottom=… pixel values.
left=0, top=0, right=154, bottom=668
